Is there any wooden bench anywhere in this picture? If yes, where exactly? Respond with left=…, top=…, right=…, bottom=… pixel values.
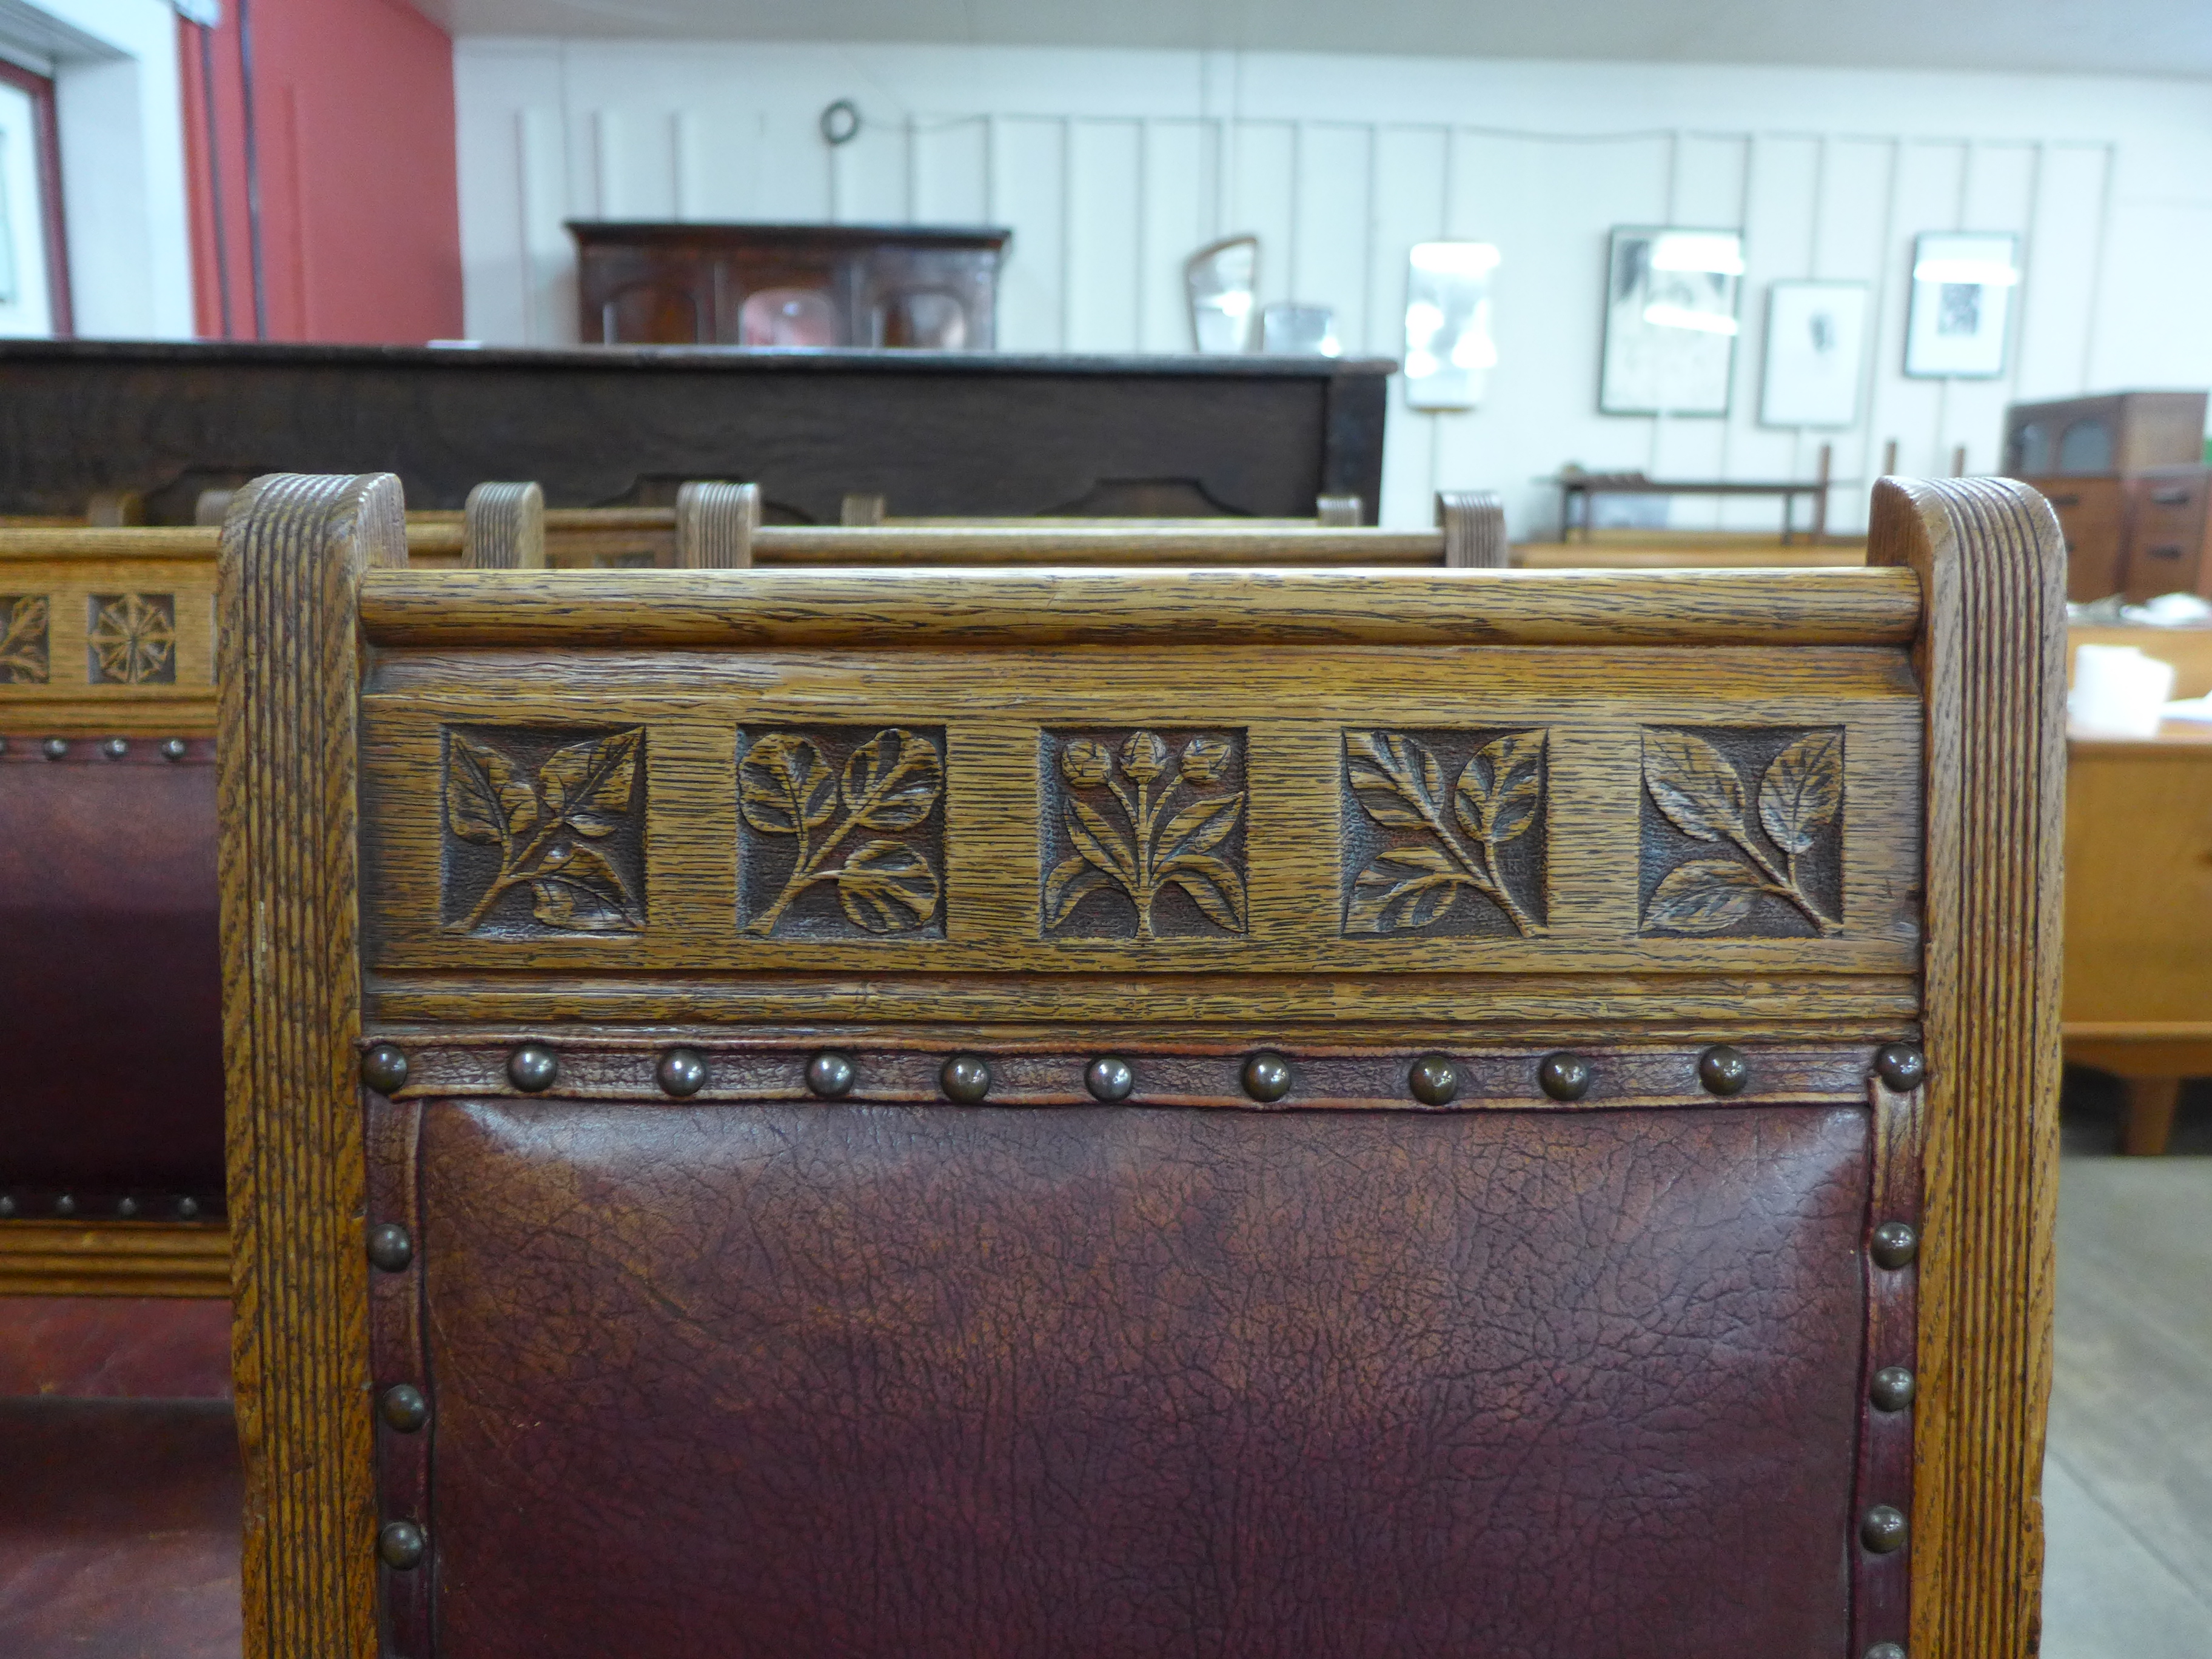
left=221, top=472, right=2060, bottom=1658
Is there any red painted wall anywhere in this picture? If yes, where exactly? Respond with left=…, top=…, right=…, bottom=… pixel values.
left=180, top=0, right=461, bottom=343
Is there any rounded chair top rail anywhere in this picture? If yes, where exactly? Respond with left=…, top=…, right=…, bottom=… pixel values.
left=356, top=564, right=1922, bottom=649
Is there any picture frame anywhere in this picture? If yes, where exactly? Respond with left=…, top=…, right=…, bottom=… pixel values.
left=1402, top=241, right=1500, bottom=412
left=1599, top=226, right=1743, bottom=417
left=1760, top=281, right=1870, bottom=428
left=1903, top=232, right=2018, bottom=379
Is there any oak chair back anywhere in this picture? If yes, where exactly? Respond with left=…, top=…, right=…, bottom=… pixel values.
left=220, top=474, right=2062, bottom=1659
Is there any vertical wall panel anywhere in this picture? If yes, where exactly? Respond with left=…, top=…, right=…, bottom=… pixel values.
left=1228, top=121, right=1296, bottom=309
left=1728, top=134, right=1821, bottom=529
left=517, top=106, right=571, bottom=347
left=1290, top=123, right=1373, bottom=342
left=1368, top=126, right=1450, bottom=526
left=833, top=120, right=911, bottom=224
left=2013, top=143, right=2111, bottom=401
left=992, top=117, right=1070, bottom=350
left=1064, top=120, right=1143, bottom=351
left=1136, top=119, right=1219, bottom=352
left=1866, top=141, right=1967, bottom=480
left=913, top=116, right=991, bottom=226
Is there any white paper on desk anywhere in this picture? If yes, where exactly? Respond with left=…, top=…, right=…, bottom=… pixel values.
left=2071, top=644, right=2177, bottom=737
left=2163, top=696, right=2212, bottom=725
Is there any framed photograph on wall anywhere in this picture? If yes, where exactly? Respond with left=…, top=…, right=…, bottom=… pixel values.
left=1904, top=232, right=2018, bottom=378
left=1760, top=281, right=1870, bottom=428
left=1599, top=226, right=1743, bottom=417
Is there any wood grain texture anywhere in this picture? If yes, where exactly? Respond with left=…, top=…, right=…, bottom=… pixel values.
left=461, top=482, right=545, bottom=571
left=1436, top=490, right=1507, bottom=569
left=675, top=481, right=758, bottom=569
left=220, top=474, right=403, bottom=1659
left=1869, top=477, right=2066, bottom=1659
left=0, top=1222, right=230, bottom=1297
left=356, top=566, right=1922, bottom=650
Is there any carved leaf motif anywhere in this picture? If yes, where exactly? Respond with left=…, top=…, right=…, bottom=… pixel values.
left=1346, top=731, right=1446, bottom=828
left=1066, top=794, right=1139, bottom=887
left=836, top=840, right=940, bottom=933
left=0, top=595, right=49, bottom=683
left=1045, top=855, right=1114, bottom=927
left=1160, top=853, right=1247, bottom=932
left=1453, top=731, right=1546, bottom=847
left=1758, top=730, right=1843, bottom=854
left=446, top=732, right=529, bottom=845
left=842, top=729, right=943, bottom=829
left=1644, top=859, right=1764, bottom=933
left=539, top=729, right=640, bottom=837
left=1344, top=845, right=1469, bottom=934
left=1157, top=792, right=1243, bottom=860
left=740, top=733, right=836, bottom=836
left=528, top=844, right=642, bottom=932
left=1643, top=729, right=1748, bottom=842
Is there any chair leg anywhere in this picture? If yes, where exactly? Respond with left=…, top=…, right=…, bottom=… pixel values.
left=2121, top=1076, right=2180, bottom=1156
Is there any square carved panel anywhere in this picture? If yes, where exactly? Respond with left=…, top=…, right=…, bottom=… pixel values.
left=1339, top=729, right=1549, bottom=939
left=1040, top=728, right=1248, bottom=940
left=0, top=595, right=50, bottom=684
left=738, top=726, right=946, bottom=940
left=86, top=593, right=176, bottom=685
left=1640, top=726, right=1845, bottom=938
left=441, top=725, right=648, bottom=937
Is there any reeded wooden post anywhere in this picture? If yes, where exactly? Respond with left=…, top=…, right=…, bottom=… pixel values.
left=677, top=480, right=760, bottom=568
left=220, top=472, right=403, bottom=1659
left=840, top=492, right=886, bottom=526
left=1871, top=477, right=2065, bottom=1659
left=1436, top=489, right=1507, bottom=568
left=1316, top=494, right=1362, bottom=526
left=462, top=480, right=545, bottom=569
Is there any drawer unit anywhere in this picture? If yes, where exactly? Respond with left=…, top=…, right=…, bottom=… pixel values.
left=2023, top=474, right=2130, bottom=602
left=2125, top=468, right=2212, bottom=601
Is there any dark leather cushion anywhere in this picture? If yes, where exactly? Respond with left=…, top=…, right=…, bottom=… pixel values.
left=0, top=760, right=222, bottom=1194
left=419, top=1101, right=1866, bottom=1658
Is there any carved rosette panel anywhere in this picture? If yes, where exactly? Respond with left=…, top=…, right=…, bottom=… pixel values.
left=0, top=595, right=50, bottom=684
left=85, top=593, right=176, bottom=685
left=1041, top=728, right=1248, bottom=940
left=1340, top=729, right=1549, bottom=939
left=738, top=726, right=945, bottom=939
left=1640, top=726, right=1845, bottom=937
left=441, top=726, right=648, bottom=937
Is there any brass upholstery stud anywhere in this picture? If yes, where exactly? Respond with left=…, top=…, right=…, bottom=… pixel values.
left=1242, top=1051, right=1293, bottom=1103
left=1859, top=1504, right=1908, bottom=1554
left=1086, top=1056, right=1134, bottom=1102
left=1538, top=1052, right=1592, bottom=1102
left=1409, top=1054, right=1460, bottom=1106
left=942, top=1055, right=992, bottom=1103
left=161, top=739, right=188, bottom=760
left=102, top=737, right=128, bottom=759
left=0, top=1197, right=14, bottom=1218
left=1870, top=1366, right=1916, bottom=1413
left=52, top=1194, right=75, bottom=1216
left=367, top=1223, right=413, bottom=1273
left=508, top=1043, right=559, bottom=1093
left=655, top=1047, right=708, bottom=1098
left=378, top=1520, right=426, bottom=1570
left=176, top=1196, right=200, bottom=1220
left=360, top=1044, right=409, bottom=1095
left=1697, top=1045, right=1749, bottom=1096
left=1870, top=1221, right=1919, bottom=1270
left=807, top=1051, right=855, bottom=1098
left=41, top=738, right=65, bottom=760
left=116, top=1196, right=139, bottom=1218
left=1865, top=1644, right=1908, bottom=1659
left=1874, top=1044, right=1926, bottom=1091
left=380, top=1384, right=430, bottom=1433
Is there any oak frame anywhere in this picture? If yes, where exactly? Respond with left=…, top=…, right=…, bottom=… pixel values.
left=220, top=474, right=2063, bottom=1658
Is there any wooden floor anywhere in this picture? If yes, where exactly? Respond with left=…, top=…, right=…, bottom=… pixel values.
left=2042, top=1080, right=2212, bottom=1656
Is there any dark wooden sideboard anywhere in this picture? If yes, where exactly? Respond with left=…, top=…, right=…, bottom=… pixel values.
left=0, top=340, right=1388, bottom=525
left=571, top=222, right=1008, bottom=349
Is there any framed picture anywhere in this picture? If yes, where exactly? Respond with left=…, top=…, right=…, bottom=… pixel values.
left=1402, top=241, right=1500, bottom=412
left=1760, top=281, right=1869, bottom=428
left=1599, top=226, right=1743, bottom=417
left=1904, top=232, right=2017, bottom=378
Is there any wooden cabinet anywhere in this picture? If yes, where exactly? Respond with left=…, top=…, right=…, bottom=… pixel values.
left=570, top=223, right=1008, bottom=349
left=2023, top=475, right=2130, bottom=602
left=2005, top=391, right=2206, bottom=477
left=2123, top=468, right=2212, bottom=600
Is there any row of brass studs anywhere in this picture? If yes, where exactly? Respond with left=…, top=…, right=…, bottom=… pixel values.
left=0, top=1191, right=206, bottom=1219
left=361, top=1040, right=1930, bottom=1107
left=0, top=736, right=192, bottom=760
left=366, top=1216, right=430, bottom=1573
left=1856, top=1042, right=1925, bottom=1659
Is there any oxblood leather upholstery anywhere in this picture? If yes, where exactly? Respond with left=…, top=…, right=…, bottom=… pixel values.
left=415, top=1098, right=1867, bottom=1657
left=0, top=756, right=223, bottom=1201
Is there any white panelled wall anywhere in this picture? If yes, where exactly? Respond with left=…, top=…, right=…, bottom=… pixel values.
left=455, top=42, right=2212, bottom=534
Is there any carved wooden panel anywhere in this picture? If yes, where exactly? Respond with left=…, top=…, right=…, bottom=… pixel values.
left=737, top=726, right=945, bottom=939
left=1341, top=729, right=1547, bottom=938
left=441, top=726, right=648, bottom=937
left=1039, top=728, right=1248, bottom=940
left=0, top=594, right=49, bottom=683
left=85, top=592, right=177, bottom=685
left=1640, top=726, right=1845, bottom=937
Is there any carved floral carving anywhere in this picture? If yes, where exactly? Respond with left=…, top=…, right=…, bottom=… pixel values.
left=1640, top=726, right=1843, bottom=936
left=0, top=595, right=49, bottom=684
left=1042, top=729, right=1247, bottom=940
left=86, top=593, right=176, bottom=685
left=443, top=726, right=646, bottom=936
left=739, top=727, right=944, bottom=938
left=1341, top=729, right=1548, bottom=937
